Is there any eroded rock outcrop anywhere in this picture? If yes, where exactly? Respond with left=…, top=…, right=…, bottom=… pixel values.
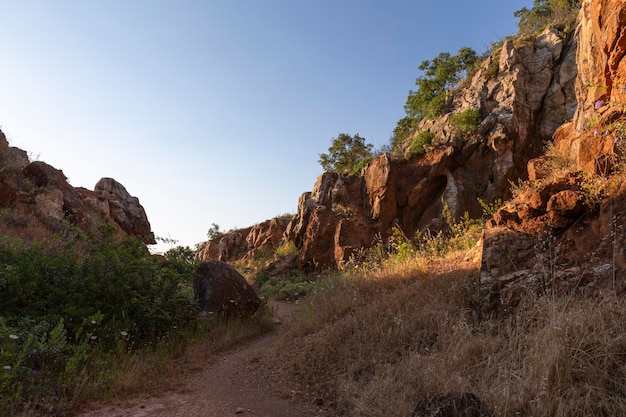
left=0, top=134, right=155, bottom=244
left=196, top=217, right=291, bottom=263
left=480, top=0, right=626, bottom=313
left=285, top=24, right=579, bottom=271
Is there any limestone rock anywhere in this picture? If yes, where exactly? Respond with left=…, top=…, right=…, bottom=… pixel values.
left=192, top=261, right=261, bottom=320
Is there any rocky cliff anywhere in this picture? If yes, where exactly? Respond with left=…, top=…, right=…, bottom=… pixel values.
left=480, top=0, right=626, bottom=312
left=0, top=131, right=155, bottom=244
left=196, top=216, right=291, bottom=263
left=281, top=19, right=579, bottom=272
left=197, top=0, right=625, bottom=278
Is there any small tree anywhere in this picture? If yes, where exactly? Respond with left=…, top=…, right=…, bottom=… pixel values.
left=449, top=108, right=480, bottom=139
left=404, top=47, right=478, bottom=121
left=514, top=0, right=580, bottom=36
left=207, top=223, right=222, bottom=240
left=318, top=133, right=373, bottom=174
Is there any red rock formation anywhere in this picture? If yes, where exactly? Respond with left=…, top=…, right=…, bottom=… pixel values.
left=196, top=217, right=291, bottom=263
left=480, top=0, right=626, bottom=313
left=0, top=133, right=155, bottom=244
left=284, top=24, right=579, bottom=272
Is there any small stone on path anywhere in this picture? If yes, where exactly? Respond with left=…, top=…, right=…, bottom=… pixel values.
left=235, top=406, right=246, bottom=414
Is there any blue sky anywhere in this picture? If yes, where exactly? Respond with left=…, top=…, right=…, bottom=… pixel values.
left=0, top=1, right=532, bottom=252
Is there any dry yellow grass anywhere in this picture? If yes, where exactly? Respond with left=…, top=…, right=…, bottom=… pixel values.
left=273, top=252, right=626, bottom=417
left=98, top=305, right=275, bottom=402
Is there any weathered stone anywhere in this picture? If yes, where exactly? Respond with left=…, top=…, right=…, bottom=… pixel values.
left=192, top=261, right=261, bottom=320
left=0, top=130, right=29, bottom=168
left=0, top=155, right=155, bottom=246
left=94, top=178, right=155, bottom=244
left=280, top=21, right=578, bottom=272
left=547, top=190, right=586, bottom=228
left=196, top=217, right=292, bottom=263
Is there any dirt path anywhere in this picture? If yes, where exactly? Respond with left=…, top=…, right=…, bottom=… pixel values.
left=76, top=302, right=322, bottom=417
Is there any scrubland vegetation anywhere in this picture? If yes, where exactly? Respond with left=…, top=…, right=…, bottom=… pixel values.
left=273, top=250, right=626, bottom=417
left=2, top=1, right=599, bottom=416
left=0, top=223, right=274, bottom=416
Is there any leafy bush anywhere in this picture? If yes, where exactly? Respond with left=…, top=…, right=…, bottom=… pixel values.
left=448, top=108, right=480, bottom=139
left=0, top=225, right=201, bottom=414
left=351, top=156, right=373, bottom=176
left=318, top=133, right=374, bottom=174
left=404, top=47, right=478, bottom=121
left=409, top=131, right=434, bottom=156
left=206, top=223, right=223, bottom=240
left=514, top=0, right=580, bottom=36
left=275, top=240, right=298, bottom=259
left=390, top=116, right=418, bottom=155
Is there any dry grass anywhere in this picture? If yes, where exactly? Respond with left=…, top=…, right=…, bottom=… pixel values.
left=273, top=252, right=626, bottom=417
left=90, top=305, right=275, bottom=403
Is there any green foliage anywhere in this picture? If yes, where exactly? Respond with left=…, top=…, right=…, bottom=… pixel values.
left=388, top=226, right=414, bottom=264
left=0, top=225, right=199, bottom=348
left=318, top=133, right=374, bottom=174
left=404, top=47, right=478, bottom=121
left=390, top=116, right=418, bottom=153
left=514, top=0, right=580, bottom=36
left=409, top=131, right=434, bottom=156
left=207, top=223, right=222, bottom=240
left=258, top=273, right=315, bottom=301
left=275, top=240, right=298, bottom=259
left=478, top=197, right=504, bottom=218
left=351, top=156, right=373, bottom=176
left=0, top=225, right=201, bottom=414
left=448, top=108, right=480, bottom=139
left=485, top=41, right=503, bottom=80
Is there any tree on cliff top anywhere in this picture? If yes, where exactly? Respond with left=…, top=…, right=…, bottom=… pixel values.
left=514, top=0, right=580, bottom=36
left=403, top=47, right=478, bottom=122
left=318, top=133, right=373, bottom=174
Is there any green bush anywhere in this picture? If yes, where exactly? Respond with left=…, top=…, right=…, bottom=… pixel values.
left=449, top=108, right=480, bottom=139
left=404, top=47, right=478, bottom=121
left=409, top=131, right=434, bottom=156
left=351, top=156, right=373, bottom=176
left=318, top=133, right=374, bottom=174
left=514, top=0, right=580, bottom=36
left=0, top=225, right=201, bottom=414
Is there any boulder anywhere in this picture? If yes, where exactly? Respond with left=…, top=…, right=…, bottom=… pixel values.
left=94, top=178, right=156, bottom=244
left=192, top=261, right=261, bottom=320
left=411, top=392, right=489, bottom=417
left=0, top=130, right=29, bottom=168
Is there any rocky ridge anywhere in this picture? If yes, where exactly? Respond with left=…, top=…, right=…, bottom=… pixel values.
left=198, top=9, right=582, bottom=272
left=480, top=0, right=626, bottom=312
left=0, top=131, right=155, bottom=244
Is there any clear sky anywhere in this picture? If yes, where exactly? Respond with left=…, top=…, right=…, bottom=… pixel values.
left=0, top=1, right=532, bottom=252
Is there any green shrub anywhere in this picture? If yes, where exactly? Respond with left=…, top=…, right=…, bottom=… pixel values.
left=0, top=225, right=202, bottom=414
left=404, top=47, right=478, bottom=121
left=409, top=131, right=434, bottom=156
left=351, top=156, right=373, bottom=176
left=275, top=240, right=298, bottom=258
left=449, top=108, right=480, bottom=139
left=318, top=133, right=373, bottom=174
left=514, top=0, right=580, bottom=37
